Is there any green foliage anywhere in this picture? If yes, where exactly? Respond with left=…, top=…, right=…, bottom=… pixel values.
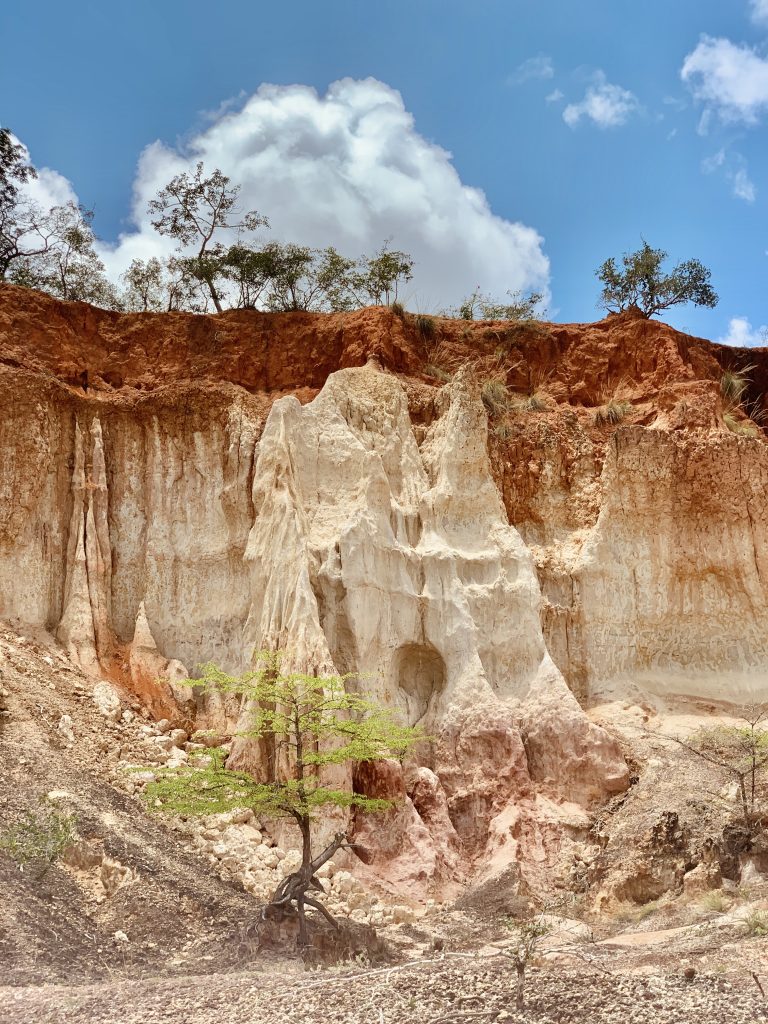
left=0, top=127, right=35, bottom=207
left=8, top=202, right=119, bottom=307
left=594, top=400, right=633, bottom=426
left=455, top=288, right=544, bottom=322
left=0, top=805, right=77, bottom=876
left=145, top=655, right=424, bottom=943
left=743, top=909, right=768, bottom=937
left=721, top=368, right=750, bottom=405
left=147, top=161, right=267, bottom=313
left=596, top=241, right=718, bottom=318
left=415, top=314, right=436, bottom=340
left=503, top=914, right=553, bottom=1010
left=357, top=241, right=413, bottom=306
left=391, top=300, right=406, bottom=319
left=724, top=412, right=759, bottom=438
left=698, top=890, right=731, bottom=915
left=679, top=707, right=768, bottom=834
left=259, top=242, right=361, bottom=313
left=145, top=655, right=422, bottom=825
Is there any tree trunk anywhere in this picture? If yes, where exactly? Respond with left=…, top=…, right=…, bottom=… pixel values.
left=265, top=822, right=347, bottom=946
left=516, top=963, right=525, bottom=1010
left=206, top=276, right=223, bottom=313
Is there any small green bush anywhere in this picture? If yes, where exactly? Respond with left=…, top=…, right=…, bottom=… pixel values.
left=594, top=400, right=633, bottom=426
left=724, top=412, right=759, bottom=437
left=425, top=363, right=452, bottom=383
left=743, top=909, right=768, bottom=937
left=390, top=300, right=405, bottom=319
left=415, top=314, right=436, bottom=340
left=0, top=806, right=77, bottom=877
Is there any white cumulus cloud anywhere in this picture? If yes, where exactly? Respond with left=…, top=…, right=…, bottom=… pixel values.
left=562, top=72, right=639, bottom=129
left=681, top=36, right=768, bottom=124
left=94, top=77, right=549, bottom=309
left=718, top=316, right=768, bottom=347
left=751, top=0, right=768, bottom=24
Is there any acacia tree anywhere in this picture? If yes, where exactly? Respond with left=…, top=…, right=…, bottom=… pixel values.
left=669, top=705, right=768, bottom=837
left=0, top=127, right=35, bottom=206
left=148, top=162, right=268, bottom=313
left=8, top=202, right=118, bottom=306
left=145, top=655, right=421, bottom=945
left=261, top=242, right=361, bottom=312
left=596, top=241, right=718, bottom=318
left=356, top=241, right=414, bottom=306
left=0, top=128, right=52, bottom=283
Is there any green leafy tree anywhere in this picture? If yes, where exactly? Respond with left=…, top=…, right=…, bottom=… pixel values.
left=262, top=242, right=359, bottom=312
left=0, top=127, right=36, bottom=207
left=145, top=655, right=422, bottom=945
left=221, top=241, right=274, bottom=309
left=8, top=202, right=118, bottom=307
left=121, top=256, right=167, bottom=312
left=503, top=915, right=552, bottom=1011
left=148, top=162, right=268, bottom=313
left=0, top=128, right=52, bottom=284
left=596, top=241, right=718, bottom=318
left=356, top=241, right=414, bottom=306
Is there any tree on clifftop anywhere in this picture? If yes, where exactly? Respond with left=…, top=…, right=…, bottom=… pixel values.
left=144, top=655, right=422, bottom=947
left=148, top=162, right=268, bottom=313
left=596, top=241, right=718, bottom=318
left=0, top=127, right=36, bottom=206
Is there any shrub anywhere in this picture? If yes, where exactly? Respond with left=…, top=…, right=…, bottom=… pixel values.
left=493, top=422, right=514, bottom=441
left=503, top=915, right=552, bottom=1011
left=425, top=363, right=452, bottom=382
left=724, top=412, right=759, bottom=437
left=517, top=393, right=547, bottom=413
left=415, top=314, right=436, bottom=340
left=0, top=806, right=77, bottom=877
left=594, top=400, right=633, bottom=426
left=455, top=288, right=544, bottom=322
left=743, top=909, right=768, bottom=937
left=699, top=890, right=731, bottom=914
left=481, top=379, right=510, bottom=416
left=721, top=368, right=750, bottom=406
left=391, top=300, right=405, bottom=319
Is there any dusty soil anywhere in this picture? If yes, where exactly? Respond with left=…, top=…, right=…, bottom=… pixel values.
left=4, top=950, right=768, bottom=1024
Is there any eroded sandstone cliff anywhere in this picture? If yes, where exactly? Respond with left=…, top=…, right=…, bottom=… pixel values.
left=2, top=284, right=766, bottom=895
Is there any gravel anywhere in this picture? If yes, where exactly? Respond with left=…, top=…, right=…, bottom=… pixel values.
left=3, top=955, right=767, bottom=1024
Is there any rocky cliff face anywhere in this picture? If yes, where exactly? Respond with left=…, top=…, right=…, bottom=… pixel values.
left=2, top=285, right=766, bottom=896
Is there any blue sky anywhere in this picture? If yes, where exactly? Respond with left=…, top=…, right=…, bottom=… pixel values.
left=2, top=0, right=767, bottom=342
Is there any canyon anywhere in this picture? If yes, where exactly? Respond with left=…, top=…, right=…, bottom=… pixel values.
left=2, top=284, right=768, bottom=1016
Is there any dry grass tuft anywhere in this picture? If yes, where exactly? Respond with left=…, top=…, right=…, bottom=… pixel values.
left=415, top=314, right=437, bottom=340
left=594, top=400, right=633, bottom=426
left=724, top=412, right=759, bottom=437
